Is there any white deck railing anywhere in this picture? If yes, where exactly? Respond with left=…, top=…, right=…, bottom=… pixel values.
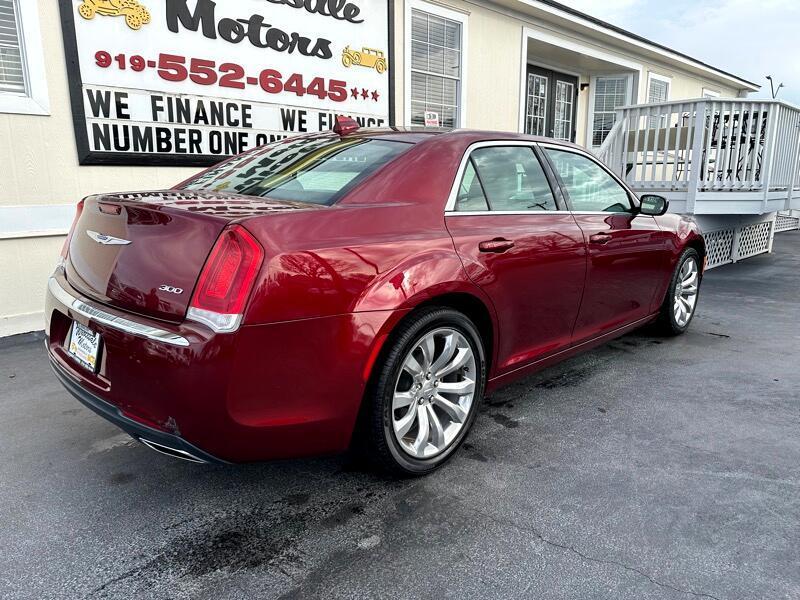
left=597, top=99, right=800, bottom=215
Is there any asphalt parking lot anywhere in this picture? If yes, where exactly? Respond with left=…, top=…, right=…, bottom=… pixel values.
left=2, top=232, right=799, bottom=600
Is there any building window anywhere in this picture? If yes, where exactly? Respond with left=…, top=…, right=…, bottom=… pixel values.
left=0, top=0, right=48, bottom=115
left=647, top=73, right=671, bottom=128
left=591, top=75, right=630, bottom=148
left=648, top=75, right=670, bottom=104
left=702, top=88, right=721, bottom=98
left=409, top=7, right=463, bottom=128
left=0, top=0, right=26, bottom=95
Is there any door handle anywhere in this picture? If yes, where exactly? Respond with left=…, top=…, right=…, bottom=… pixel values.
left=479, top=238, right=515, bottom=253
left=589, top=233, right=613, bottom=245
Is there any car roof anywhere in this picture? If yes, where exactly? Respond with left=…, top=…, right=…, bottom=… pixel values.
left=357, top=127, right=583, bottom=151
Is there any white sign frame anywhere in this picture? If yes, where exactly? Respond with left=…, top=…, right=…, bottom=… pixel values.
left=59, top=0, right=394, bottom=166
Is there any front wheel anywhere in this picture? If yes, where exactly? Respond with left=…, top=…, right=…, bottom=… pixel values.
left=656, top=248, right=701, bottom=335
left=365, top=308, right=486, bottom=475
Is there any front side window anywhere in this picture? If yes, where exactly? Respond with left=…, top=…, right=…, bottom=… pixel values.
left=457, top=146, right=556, bottom=212
left=0, top=0, right=26, bottom=95
left=410, top=8, right=462, bottom=128
left=546, top=149, right=631, bottom=213
left=182, top=136, right=411, bottom=205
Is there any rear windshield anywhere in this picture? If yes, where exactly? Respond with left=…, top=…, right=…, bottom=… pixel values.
left=181, top=135, right=411, bottom=205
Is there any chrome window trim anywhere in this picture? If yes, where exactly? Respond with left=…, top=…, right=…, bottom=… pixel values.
left=48, top=277, right=190, bottom=347
left=443, top=140, right=570, bottom=214
left=446, top=209, right=637, bottom=217
left=445, top=210, right=569, bottom=216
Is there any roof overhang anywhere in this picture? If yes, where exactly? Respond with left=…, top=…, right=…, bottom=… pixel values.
left=491, top=0, right=760, bottom=92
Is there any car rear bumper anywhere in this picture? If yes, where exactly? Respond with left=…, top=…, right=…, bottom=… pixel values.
left=50, top=357, right=228, bottom=464
left=45, top=269, right=404, bottom=463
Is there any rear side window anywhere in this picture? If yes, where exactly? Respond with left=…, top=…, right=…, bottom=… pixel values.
left=455, top=160, right=490, bottom=212
left=469, top=146, right=557, bottom=212
left=545, top=149, right=632, bottom=213
left=182, top=135, right=411, bottom=205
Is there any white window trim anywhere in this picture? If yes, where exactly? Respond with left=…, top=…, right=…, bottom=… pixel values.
left=702, top=88, right=721, bottom=98
left=517, top=26, right=643, bottom=136
left=404, top=0, right=469, bottom=128
left=586, top=72, right=636, bottom=148
left=0, top=0, right=50, bottom=116
left=647, top=72, right=672, bottom=102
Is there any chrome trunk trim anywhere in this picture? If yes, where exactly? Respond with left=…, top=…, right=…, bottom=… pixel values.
left=48, top=277, right=190, bottom=347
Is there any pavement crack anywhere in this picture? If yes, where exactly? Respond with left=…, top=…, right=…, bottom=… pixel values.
left=459, top=502, right=723, bottom=600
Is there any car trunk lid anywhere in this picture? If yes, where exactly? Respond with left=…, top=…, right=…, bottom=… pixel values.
left=64, top=190, right=318, bottom=323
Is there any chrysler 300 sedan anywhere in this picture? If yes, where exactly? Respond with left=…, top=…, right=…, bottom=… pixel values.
left=46, top=119, right=705, bottom=475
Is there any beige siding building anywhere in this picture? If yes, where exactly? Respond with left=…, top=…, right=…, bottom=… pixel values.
left=0, top=0, right=759, bottom=336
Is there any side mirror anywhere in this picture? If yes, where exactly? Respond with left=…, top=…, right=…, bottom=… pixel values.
left=639, top=194, right=669, bottom=216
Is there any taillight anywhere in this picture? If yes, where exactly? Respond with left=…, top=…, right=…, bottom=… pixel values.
left=59, top=200, right=85, bottom=264
left=187, top=225, right=264, bottom=333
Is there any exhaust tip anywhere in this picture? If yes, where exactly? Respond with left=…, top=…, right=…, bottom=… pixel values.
left=138, top=437, right=207, bottom=464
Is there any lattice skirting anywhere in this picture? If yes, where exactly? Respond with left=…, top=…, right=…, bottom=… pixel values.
left=702, top=218, right=775, bottom=269
left=704, top=228, right=735, bottom=268
left=736, top=221, right=773, bottom=260
left=775, top=212, right=800, bottom=233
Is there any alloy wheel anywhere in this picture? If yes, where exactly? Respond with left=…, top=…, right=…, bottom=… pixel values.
left=673, top=257, right=699, bottom=327
left=391, top=328, right=477, bottom=459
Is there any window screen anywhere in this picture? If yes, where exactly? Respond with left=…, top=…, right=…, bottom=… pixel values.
left=470, top=146, right=557, bottom=212
left=410, top=9, right=461, bottom=128
left=0, top=0, right=26, bottom=95
left=546, top=149, right=631, bottom=213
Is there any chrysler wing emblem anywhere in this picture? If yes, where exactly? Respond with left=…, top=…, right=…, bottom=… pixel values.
left=86, top=231, right=132, bottom=246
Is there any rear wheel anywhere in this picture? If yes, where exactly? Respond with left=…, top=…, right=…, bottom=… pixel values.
left=365, top=308, right=486, bottom=475
left=656, top=249, right=701, bottom=335
left=125, top=12, right=142, bottom=29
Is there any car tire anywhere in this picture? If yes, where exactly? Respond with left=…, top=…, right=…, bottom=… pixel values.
left=364, top=307, right=486, bottom=476
left=656, top=248, right=702, bottom=336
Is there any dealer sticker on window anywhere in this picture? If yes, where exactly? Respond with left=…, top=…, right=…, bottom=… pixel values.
left=68, top=322, right=102, bottom=372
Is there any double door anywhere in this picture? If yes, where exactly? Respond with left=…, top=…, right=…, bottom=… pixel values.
left=524, top=66, right=578, bottom=142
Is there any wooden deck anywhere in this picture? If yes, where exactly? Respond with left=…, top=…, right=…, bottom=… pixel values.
left=596, top=99, right=800, bottom=216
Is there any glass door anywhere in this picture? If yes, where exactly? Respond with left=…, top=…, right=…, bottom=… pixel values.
left=525, top=71, right=548, bottom=137
left=525, top=66, right=578, bottom=142
left=553, top=79, right=576, bottom=141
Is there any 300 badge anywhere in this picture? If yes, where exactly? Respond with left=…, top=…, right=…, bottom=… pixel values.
left=159, top=285, right=184, bottom=295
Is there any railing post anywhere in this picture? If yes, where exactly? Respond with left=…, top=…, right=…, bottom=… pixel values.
left=614, top=107, right=625, bottom=178
left=760, top=103, right=780, bottom=214
left=685, top=101, right=707, bottom=214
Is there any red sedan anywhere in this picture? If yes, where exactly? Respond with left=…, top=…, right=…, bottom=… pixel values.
left=46, top=121, right=705, bottom=475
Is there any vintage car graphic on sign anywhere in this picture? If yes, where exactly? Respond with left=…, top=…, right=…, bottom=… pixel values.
left=342, top=46, right=388, bottom=74
left=78, top=0, right=151, bottom=31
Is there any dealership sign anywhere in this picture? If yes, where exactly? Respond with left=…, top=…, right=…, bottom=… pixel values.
left=59, top=0, right=392, bottom=166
